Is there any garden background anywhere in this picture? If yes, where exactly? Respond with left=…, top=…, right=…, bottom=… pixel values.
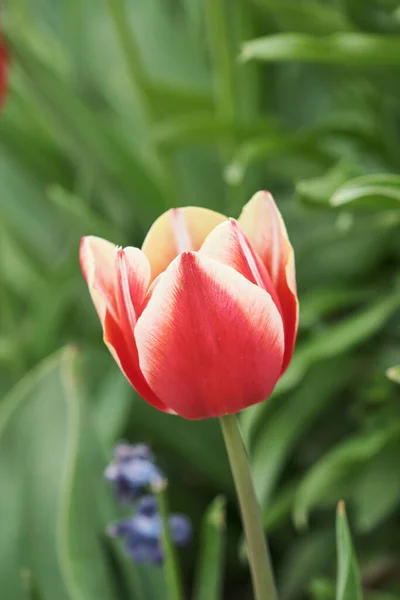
left=1, top=0, right=400, bottom=598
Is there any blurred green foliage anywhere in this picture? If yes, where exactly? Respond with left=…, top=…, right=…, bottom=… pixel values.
left=1, top=0, right=400, bottom=598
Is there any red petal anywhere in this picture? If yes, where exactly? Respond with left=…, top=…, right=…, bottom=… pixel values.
left=238, top=191, right=299, bottom=372
left=199, top=219, right=282, bottom=312
left=81, top=238, right=169, bottom=413
left=135, top=252, right=284, bottom=419
left=80, top=236, right=119, bottom=324
left=103, top=311, right=170, bottom=413
left=115, top=247, right=151, bottom=329
left=112, top=247, right=171, bottom=412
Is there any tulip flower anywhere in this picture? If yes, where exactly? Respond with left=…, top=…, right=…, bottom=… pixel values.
left=80, top=191, right=298, bottom=420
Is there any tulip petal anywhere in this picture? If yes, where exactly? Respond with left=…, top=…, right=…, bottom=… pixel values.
left=142, top=207, right=227, bottom=281
left=199, top=219, right=282, bottom=311
left=238, top=191, right=299, bottom=371
left=112, top=247, right=170, bottom=412
left=80, top=236, right=119, bottom=323
left=81, top=238, right=169, bottom=413
left=135, top=252, right=284, bottom=419
left=103, top=311, right=170, bottom=413
left=116, top=247, right=151, bottom=329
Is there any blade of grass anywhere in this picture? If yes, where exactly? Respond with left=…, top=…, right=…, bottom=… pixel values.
left=193, top=496, right=226, bottom=600
left=153, top=479, right=184, bottom=600
left=241, top=33, right=400, bottom=66
left=336, top=502, right=363, bottom=600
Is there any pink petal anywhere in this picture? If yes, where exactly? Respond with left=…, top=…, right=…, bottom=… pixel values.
left=135, top=252, right=284, bottom=419
left=141, top=206, right=227, bottom=281
left=80, top=236, right=119, bottom=324
left=238, top=191, right=299, bottom=372
left=199, top=219, right=282, bottom=312
left=80, top=239, right=169, bottom=413
left=113, top=247, right=170, bottom=412
left=115, top=247, right=151, bottom=329
left=103, top=311, right=170, bottom=413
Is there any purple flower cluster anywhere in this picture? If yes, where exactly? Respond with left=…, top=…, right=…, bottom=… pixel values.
left=105, top=442, right=191, bottom=566
left=108, top=495, right=191, bottom=565
left=105, top=442, right=163, bottom=504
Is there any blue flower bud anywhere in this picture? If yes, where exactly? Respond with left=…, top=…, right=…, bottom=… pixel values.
left=114, top=442, right=154, bottom=462
left=107, top=495, right=192, bottom=566
left=137, top=494, right=158, bottom=517
left=105, top=443, right=163, bottom=504
left=106, top=520, right=133, bottom=538
left=125, top=535, right=163, bottom=566
left=169, top=514, right=192, bottom=546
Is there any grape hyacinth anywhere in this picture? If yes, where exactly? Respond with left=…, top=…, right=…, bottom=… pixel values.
left=108, top=495, right=192, bottom=566
left=104, top=442, right=164, bottom=504
left=105, top=442, right=191, bottom=566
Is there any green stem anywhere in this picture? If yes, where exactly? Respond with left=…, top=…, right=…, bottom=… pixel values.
left=154, top=479, right=184, bottom=600
left=219, top=414, right=278, bottom=600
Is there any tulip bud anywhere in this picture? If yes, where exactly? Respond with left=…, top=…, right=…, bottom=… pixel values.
left=80, top=192, right=298, bottom=419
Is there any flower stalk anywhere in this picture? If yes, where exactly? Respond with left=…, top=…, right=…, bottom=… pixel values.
left=220, top=414, right=278, bottom=600
left=153, top=478, right=184, bottom=600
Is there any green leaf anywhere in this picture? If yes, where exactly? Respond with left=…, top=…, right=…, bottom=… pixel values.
left=278, top=529, right=336, bottom=599
left=20, top=570, right=44, bottom=600
left=309, top=577, right=335, bottom=600
left=299, top=286, right=374, bottom=330
left=241, top=33, right=400, bottom=66
left=294, top=423, right=400, bottom=528
left=252, top=359, right=350, bottom=508
left=241, top=291, right=400, bottom=443
left=57, top=350, right=122, bottom=600
left=352, top=444, right=400, bottom=532
left=336, top=502, right=363, bottom=600
left=151, top=113, right=279, bottom=148
left=0, top=148, right=70, bottom=261
left=94, top=368, right=134, bottom=452
left=153, top=480, right=185, bottom=600
left=7, top=33, right=170, bottom=223
left=0, top=348, right=108, bottom=600
left=224, top=128, right=332, bottom=187
left=193, top=497, right=226, bottom=600
left=296, top=161, right=361, bottom=208
left=0, top=347, right=163, bottom=600
left=279, top=291, right=400, bottom=397
left=263, top=481, right=296, bottom=533
left=330, top=175, right=400, bottom=210
left=46, top=184, right=119, bottom=241
left=257, top=0, right=352, bottom=34
left=146, top=83, right=213, bottom=119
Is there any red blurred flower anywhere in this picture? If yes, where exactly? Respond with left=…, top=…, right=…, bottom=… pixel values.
left=0, top=25, right=7, bottom=108
left=80, top=192, right=298, bottom=420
